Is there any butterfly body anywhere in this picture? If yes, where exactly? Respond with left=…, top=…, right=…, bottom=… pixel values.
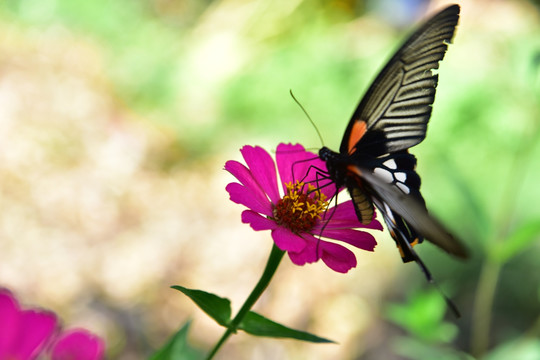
left=320, top=146, right=425, bottom=262
left=318, top=4, right=468, bottom=264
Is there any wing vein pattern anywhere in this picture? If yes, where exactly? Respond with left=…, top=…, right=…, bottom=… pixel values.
left=340, top=6, right=460, bottom=155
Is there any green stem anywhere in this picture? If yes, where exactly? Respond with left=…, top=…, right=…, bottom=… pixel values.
left=205, top=244, right=285, bottom=360
left=525, top=314, right=540, bottom=338
left=470, top=100, right=540, bottom=357
left=471, top=260, right=501, bottom=358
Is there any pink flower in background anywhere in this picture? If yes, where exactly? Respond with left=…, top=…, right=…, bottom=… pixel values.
left=50, top=329, right=104, bottom=360
left=0, top=289, right=105, bottom=360
left=225, top=143, right=383, bottom=273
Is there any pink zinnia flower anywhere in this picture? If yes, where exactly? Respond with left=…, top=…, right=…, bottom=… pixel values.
left=0, top=289, right=105, bottom=360
left=225, top=143, right=383, bottom=273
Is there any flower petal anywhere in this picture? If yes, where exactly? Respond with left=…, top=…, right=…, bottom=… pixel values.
left=240, top=146, right=280, bottom=204
left=275, top=144, right=324, bottom=188
left=225, top=183, right=273, bottom=217
left=0, top=290, right=20, bottom=355
left=241, top=210, right=277, bottom=231
left=288, top=235, right=358, bottom=273
left=319, top=228, right=377, bottom=251
left=14, top=310, right=57, bottom=360
left=275, top=143, right=343, bottom=201
left=225, top=161, right=273, bottom=216
left=51, top=329, right=105, bottom=360
left=224, top=160, right=265, bottom=197
left=0, top=289, right=58, bottom=360
left=288, top=244, right=317, bottom=266
left=319, top=241, right=357, bottom=273
left=276, top=143, right=307, bottom=186
left=287, top=234, right=319, bottom=265
left=271, top=227, right=306, bottom=253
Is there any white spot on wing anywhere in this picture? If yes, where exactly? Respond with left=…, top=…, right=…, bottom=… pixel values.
left=396, top=182, right=410, bottom=194
left=373, top=167, right=393, bottom=183
left=383, top=202, right=396, bottom=222
left=383, top=159, right=397, bottom=169
left=395, top=172, right=407, bottom=182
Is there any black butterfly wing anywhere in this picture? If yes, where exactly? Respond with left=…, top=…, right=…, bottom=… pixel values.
left=376, top=199, right=424, bottom=263
left=346, top=164, right=468, bottom=259
left=346, top=150, right=429, bottom=261
left=344, top=150, right=421, bottom=227
left=340, top=5, right=460, bottom=157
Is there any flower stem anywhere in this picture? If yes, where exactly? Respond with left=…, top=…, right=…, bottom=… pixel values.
left=205, top=244, right=285, bottom=360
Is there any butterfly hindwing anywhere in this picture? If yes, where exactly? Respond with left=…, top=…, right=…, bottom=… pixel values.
left=345, top=151, right=430, bottom=262
left=371, top=151, right=422, bottom=200
left=376, top=200, right=422, bottom=263
left=348, top=165, right=468, bottom=258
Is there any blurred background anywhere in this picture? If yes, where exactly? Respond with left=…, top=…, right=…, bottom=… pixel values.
left=0, top=0, right=539, bottom=358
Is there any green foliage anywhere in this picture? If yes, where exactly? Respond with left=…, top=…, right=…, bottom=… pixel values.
left=386, top=290, right=458, bottom=344
left=238, top=311, right=334, bottom=343
left=150, top=321, right=203, bottom=360
left=491, top=220, right=540, bottom=264
left=171, top=285, right=334, bottom=343
left=486, top=338, right=540, bottom=360
left=391, top=336, right=473, bottom=360
left=171, top=286, right=232, bottom=328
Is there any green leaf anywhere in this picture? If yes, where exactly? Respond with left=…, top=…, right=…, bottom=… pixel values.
left=385, top=290, right=458, bottom=343
left=392, top=336, right=475, bottom=360
left=172, top=286, right=231, bottom=327
left=149, top=320, right=203, bottom=360
left=485, top=338, right=540, bottom=360
left=238, top=311, right=335, bottom=343
left=491, top=219, right=540, bottom=264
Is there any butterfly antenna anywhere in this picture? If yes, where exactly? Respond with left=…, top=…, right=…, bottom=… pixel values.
left=289, top=90, right=325, bottom=147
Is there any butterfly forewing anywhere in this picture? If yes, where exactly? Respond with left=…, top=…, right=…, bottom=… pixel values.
left=340, top=5, right=460, bottom=156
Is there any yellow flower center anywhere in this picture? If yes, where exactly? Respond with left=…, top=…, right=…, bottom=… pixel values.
left=273, top=181, right=328, bottom=233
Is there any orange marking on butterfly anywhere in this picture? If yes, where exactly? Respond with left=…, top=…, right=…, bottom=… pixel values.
left=346, top=165, right=363, bottom=178
left=398, top=245, right=405, bottom=258
left=348, top=121, right=367, bottom=155
left=398, top=238, right=420, bottom=258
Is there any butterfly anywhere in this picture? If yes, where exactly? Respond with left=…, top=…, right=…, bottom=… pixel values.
left=318, top=4, right=468, bottom=278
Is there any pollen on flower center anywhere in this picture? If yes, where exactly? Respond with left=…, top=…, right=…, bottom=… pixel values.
left=272, top=181, right=328, bottom=233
